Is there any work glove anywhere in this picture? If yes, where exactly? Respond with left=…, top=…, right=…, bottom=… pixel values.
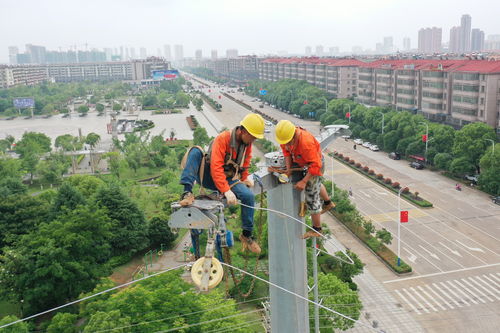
left=224, top=190, right=237, bottom=206
left=242, top=177, right=254, bottom=188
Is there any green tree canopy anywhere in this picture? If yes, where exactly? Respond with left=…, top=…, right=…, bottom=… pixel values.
left=452, top=122, right=496, bottom=173
left=77, top=105, right=89, bottom=114
left=193, top=127, right=211, bottom=147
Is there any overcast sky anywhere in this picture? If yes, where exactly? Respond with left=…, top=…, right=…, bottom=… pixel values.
left=1, top=0, right=499, bottom=63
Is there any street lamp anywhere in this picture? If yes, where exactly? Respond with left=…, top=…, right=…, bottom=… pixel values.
left=419, top=122, right=429, bottom=163
left=485, top=139, right=495, bottom=156
left=377, top=111, right=385, bottom=135
left=345, top=104, right=351, bottom=124
left=397, top=187, right=404, bottom=266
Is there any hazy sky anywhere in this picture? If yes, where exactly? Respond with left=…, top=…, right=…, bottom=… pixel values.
left=1, top=0, right=499, bottom=63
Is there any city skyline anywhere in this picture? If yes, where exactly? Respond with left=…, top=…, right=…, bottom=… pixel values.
left=1, top=0, right=499, bottom=63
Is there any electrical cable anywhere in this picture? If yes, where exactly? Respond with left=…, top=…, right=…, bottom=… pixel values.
left=0, top=263, right=190, bottom=330
left=91, top=296, right=269, bottom=333
left=220, top=262, right=383, bottom=333
left=202, top=318, right=266, bottom=333
left=239, top=202, right=355, bottom=265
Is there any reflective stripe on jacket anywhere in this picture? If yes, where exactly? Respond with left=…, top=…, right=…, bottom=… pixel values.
left=280, top=127, right=322, bottom=176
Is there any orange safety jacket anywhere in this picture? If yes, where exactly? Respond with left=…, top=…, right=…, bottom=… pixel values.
left=280, top=127, right=323, bottom=176
left=208, top=129, right=252, bottom=193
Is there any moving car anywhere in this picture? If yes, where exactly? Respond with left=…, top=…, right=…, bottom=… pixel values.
left=409, top=161, right=424, bottom=169
left=354, top=138, right=363, bottom=145
left=464, top=174, right=479, bottom=184
left=369, top=144, right=380, bottom=151
left=388, top=152, right=401, bottom=160
left=362, top=141, right=371, bottom=148
left=492, top=196, right=500, bottom=205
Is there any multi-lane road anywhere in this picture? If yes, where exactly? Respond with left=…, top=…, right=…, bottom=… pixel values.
left=186, top=75, right=500, bottom=332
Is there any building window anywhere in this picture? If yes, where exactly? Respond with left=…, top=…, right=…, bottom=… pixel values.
left=481, top=86, right=485, bottom=93
left=480, top=98, right=484, bottom=105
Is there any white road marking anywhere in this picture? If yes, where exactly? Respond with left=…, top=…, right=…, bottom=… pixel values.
left=468, top=277, right=500, bottom=301
left=474, top=276, right=500, bottom=300
left=433, top=282, right=462, bottom=307
left=482, top=274, right=500, bottom=288
left=384, top=262, right=500, bottom=283
left=451, top=280, right=479, bottom=304
left=455, top=240, right=485, bottom=253
left=490, top=273, right=500, bottom=284
left=438, top=242, right=462, bottom=257
left=395, top=289, right=421, bottom=315
left=441, top=281, right=470, bottom=306
left=460, top=278, right=494, bottom=302
left=403, top=288, right=430, bottom=314
left=360, top=190, right=371, bottom=198
left=414, top=286, right=439, bottom=311
left=424, top=284, right=454, bottom=310
left=419, top=245, right=441, bottom=260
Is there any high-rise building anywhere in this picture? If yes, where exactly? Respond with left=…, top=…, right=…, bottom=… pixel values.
left=125, top=47, right=130, bottom=60
left=485, top=35, right=500, bottom=50
left=471, top=29, right=485, bottom=51
left=383, top=37, right=393, bottom=53
left=211, top=50, right=218, bottom=60
left=305, top=46, right=312, bottom=56
left=449, top=26, right=461, bottom=52
left=418, top=27, right=442, bottom=53
left=163, top=45, right=171, bottom=60
left=403, top=38, right=411, bottom=51
left=130, top=47, right=136, bottom=60
left=315, top=45, right=324, bottom=57
left=226, top=49, right=238, bottom=58
left=140, top=47, right=147, bottom=59
left=104, top=48, right=113, bottom=61
left=157, top=48, right=162, bottom=57
left=8, top=46, right=18, bottom=65
left=328, top=47, right=339, bottom=56
left=352, top=46, right=363, bottom=54
left=25, top=44, right=46, bottom=64
left=174, top=45, right=184, bottom=61
left=195, top=49, right=202, bottom=60
left=120, top=46, right=124, bottom=60
left=460, top=14, right=472, bottom=53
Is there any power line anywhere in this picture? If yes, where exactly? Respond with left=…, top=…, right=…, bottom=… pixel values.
left=91, top=296, right=269, bottom=333
left=0, top=264, right=190, bottom=330
left=221, top=262, right=383, bottom=333
left=202, top=318, right=265, bottom=333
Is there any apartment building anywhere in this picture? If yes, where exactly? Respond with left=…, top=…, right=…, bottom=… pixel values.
left=0, top=65, right=47, bottom=88
left=259, top=58, right=363, bottom=98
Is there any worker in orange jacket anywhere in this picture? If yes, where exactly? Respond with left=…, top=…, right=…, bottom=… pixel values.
left=275, top=120, right=334, bottom=238
left=179, top=114, right=265, bottom=253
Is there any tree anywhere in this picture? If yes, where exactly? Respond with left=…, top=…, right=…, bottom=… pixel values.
left=77, top=105, right=89, bottom=115
left=15, top=132, right=51, bottom=157
left=193, top=127, right=211, bottom=147
left=478, top=146, right=500, bottom=195
left=51, top=182, right=85, bottom=217
left=309, top=273, right=362, bottom=331
left=112, top=103, right=122, bottom=111
left=434, top=152, right=453, bottom=170
left=0, top=156, right=23, bottom=179
left=103, top=151, right=123, bottom=178
left=46, top=313, right=78, bottom=333
left=95, top=103, right=105, bottom=112
left=94, top=184, right=149, bottom=256
left=42, top=103, right=55, bottom=115
left=148, top=214, right=177, bottom=247
left=21, top=151, right=40, bottom=184
left=64, top=174, right=105, bottom=197
left=363, top=220, right=375, bottom=235
left=449, top=156, right=474, bottom=175
left=36, top=154, right=69, bottom=184
left=452, top=122, right=496, bottom=173
left=0, top=315, right=29, bottom=333
left=83, top=310, right=132, bottom=332
left=0, top=205, right=112, bottom=314
left=0, top=177, right=27, bottom=198
left=85, top=133, right=101, bottom=149
left=376, top=228, right=393, bottom=245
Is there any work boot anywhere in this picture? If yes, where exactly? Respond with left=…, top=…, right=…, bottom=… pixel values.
left=302, top=229, right=322, bottom=239
left=179, top=191, right=195, bottom=206
left=320, top=201, right=336, bottom=214
left=239, top=234, right=261, bottom=254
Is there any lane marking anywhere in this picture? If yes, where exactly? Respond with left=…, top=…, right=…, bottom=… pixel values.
left=456, top=240, right=485, bottom=253
left=403, top=288, right=429, bottom=314
left=403, top=248, right=417, bottom=263
left=490, top=273, right=500, bottom=284
left=434, top=282, right=462, bottom=307
left=395, top=289, right=421, bottom=315
left=468, top=277, right=500, bottom=301
left=424, top=284, right=454, bottom=310
left=384, top=262, right=500, bottom=283
left=441, top=281, right=470, bottom=306
left=419, top=245, right=441, bottom=261
left=461, top=278, right=494, bottom=302
left=438, top=242, right=462, bottom=257
left=474, top=276, right=500, bottom=300
left=413, top=286, right=439, bottom=312
left=482, top=274, right=500, bottom=289
left=450, top=280, right=479, bottom=304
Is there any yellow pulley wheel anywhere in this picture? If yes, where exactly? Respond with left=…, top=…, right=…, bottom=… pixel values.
left=190, top=257, right=224, bottom=290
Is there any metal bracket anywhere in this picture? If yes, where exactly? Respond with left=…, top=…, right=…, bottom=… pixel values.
left=169, top=199, right=224, bottom=230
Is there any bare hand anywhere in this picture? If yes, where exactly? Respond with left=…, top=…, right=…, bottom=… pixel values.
left=294, top=180, right=306, bottom=191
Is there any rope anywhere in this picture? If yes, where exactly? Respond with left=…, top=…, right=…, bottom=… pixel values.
left=0, top=264, right=190, bottom=329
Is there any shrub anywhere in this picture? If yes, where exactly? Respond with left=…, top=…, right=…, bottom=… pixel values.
left=363, top=166, right=369, bottom=172
left=344, top=156, right=350, bottom=161
left=392, top=182, right=400, bottom=188
left=334, top=151, right=338, bottom=156
left=349, top=160, right=355, bottom=164
left=384, top=178, right=392, bottom=184
left=376, top=173, right=383, bottom=179
left=402, top=187, right=410, bottom=194
left=338, top=153, right=343, bottom=158
left=368, top=169, right=375, bottom=175
left=414, top=191, right=419, bottom=198
left=355, top=163, right=361, bottom=168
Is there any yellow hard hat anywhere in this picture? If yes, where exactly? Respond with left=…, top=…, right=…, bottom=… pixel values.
left=275, top=120, right=296, bottom=144
left=240, top=113, right=265, bottom=139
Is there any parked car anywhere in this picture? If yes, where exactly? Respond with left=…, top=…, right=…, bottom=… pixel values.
left=492, top=196, right=500, bottom=205
left=369, top=145, right=380, bottom=151
left=264, top=129, right=271, bottom=133
left=409, top=161, right=424, bottom=169
left=362, top=142, right=371, bottom=148
left=388, top=152, right=401, bottom=160
left=354, top=138, right=363, bottom=145
left=265, top=121, right=273, bottom=126
left=259, top=104, right=264, bottom=108
left=464, top=174, right=479, bottom=184
left=341, top=135, right=350, bottom=139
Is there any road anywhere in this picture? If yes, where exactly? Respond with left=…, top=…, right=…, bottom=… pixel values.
left=187, top=75, right=500, bottom=332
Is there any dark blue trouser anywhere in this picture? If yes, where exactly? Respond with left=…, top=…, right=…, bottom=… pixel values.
left=180, top=147, right=255, bottom=233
